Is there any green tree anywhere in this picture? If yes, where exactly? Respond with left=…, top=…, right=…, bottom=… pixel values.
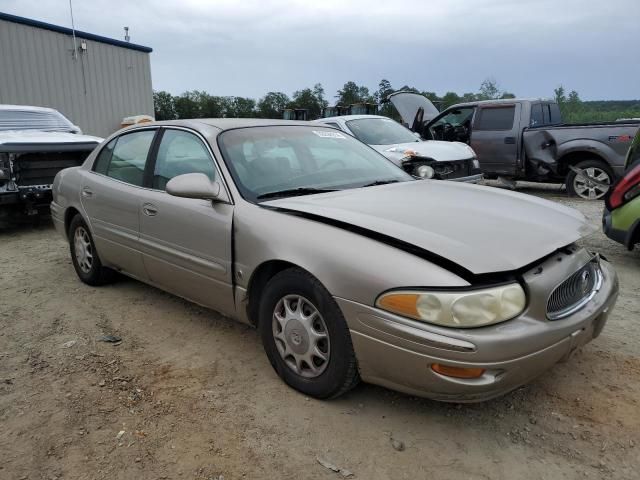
left=312, top=83, right=329, bottom=110
left=441, top=92, right=462, bottom=108
left=225, top=97, right=256, bottom=118
left=376, top=79, right=394, bottom=103
left=376, top=79, right=395, bottom=116
left=153, top=90, right=177, bottom=120
left=335, top=81, right=374, bottom=106
left=479, top=78, right=501, bottom=100
left=174, top=91, right=201, bottom=119
left=461, top=92, right=479, bottom=103
left=197, top=92, right=226, bottom=118
left=554, top=85, right=567, bottom=105
left=289, top=86, right=326, bottom=119
left=257, top=92, right=290, bottom=118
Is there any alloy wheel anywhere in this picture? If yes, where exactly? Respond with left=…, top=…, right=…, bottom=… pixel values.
left=573, top=167, right=611, bottom=200
left=73, top=226, right=94, bottom=273
left=272, top=294, right=330, bottom=378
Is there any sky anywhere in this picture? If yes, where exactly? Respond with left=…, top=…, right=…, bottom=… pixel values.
left=1, top=0, right=639, bottom=101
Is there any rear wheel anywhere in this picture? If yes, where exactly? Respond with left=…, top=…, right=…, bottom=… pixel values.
left=68, top=214, right=117, bottom=286
left=566, top=159, right=613, bottom=200
left=258, top=268, right=359, bottom=399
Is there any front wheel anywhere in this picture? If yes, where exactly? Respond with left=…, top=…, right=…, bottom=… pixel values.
left=566, top=160, right=613, bottom=200
left=258, top=268, right=359, bottom=399
left=68, top=214, right=117, bottom=286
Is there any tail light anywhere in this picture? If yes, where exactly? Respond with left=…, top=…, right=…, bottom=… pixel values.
left=606, top=164, right=640, bottom=210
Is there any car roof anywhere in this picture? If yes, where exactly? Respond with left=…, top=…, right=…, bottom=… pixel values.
left=0, top=104, right=59, bottom=113
left=450, top=98, right=553, bottom=108
left=146, top=118, right=315, bottom=132
left=316, top=114, right=390, bottom=122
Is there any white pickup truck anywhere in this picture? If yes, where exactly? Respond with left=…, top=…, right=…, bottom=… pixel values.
left=0, top=105, right=102, bottom=218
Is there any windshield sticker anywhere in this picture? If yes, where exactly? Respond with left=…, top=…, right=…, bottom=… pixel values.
left=312, top=130, right=346, bottom=139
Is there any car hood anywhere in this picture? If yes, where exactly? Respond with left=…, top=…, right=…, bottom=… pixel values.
left=0, top=130, right=103, bottom=145
left=387, top=91, right=441, bottom=126
left=371, top=141, right=474, bottom=163
left=263, top=181, right=593, bottom=276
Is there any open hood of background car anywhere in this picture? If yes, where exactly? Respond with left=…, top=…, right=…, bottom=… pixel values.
left=264, top=180, right=594, bottom=276
left=387, top=91, right=441, bottom=127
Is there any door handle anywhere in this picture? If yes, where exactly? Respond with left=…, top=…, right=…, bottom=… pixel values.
left=142, top=203, right=158, bottom=216
left=504, top=137, right=516, bottom=144
left=81, top=187, right=93, bottom=198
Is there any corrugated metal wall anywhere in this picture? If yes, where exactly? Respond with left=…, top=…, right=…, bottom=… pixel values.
left=0, top=19, right=153, bottom=137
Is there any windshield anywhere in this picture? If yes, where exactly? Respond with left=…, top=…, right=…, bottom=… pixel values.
left=217, top=126, right=412, bottom=202
left=345, top=118, right=419, bottom=145
left=0, top=108, right=77, bottom=133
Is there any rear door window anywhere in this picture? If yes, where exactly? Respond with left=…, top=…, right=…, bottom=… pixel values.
left=105, top=130, right=156, bottom=187
left=475, top=106, right=515, bottom=130
left=549, top=104, right=562, bottom=124
left=93, top=138, right=117, bottom=175
left=530, top=104, right=544, bottom=127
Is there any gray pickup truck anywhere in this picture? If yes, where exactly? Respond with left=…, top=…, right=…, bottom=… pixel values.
left=388, top=92, right=640, bottom=199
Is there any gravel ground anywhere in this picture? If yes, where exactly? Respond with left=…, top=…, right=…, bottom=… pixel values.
left=1, top=183, right=639, bottom=480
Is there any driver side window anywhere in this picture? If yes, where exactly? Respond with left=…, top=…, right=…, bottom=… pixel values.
left=153, top=129, right=216, bottom=191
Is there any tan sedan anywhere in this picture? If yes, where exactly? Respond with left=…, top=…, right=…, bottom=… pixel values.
left=51, top=119, right=618, bottom=402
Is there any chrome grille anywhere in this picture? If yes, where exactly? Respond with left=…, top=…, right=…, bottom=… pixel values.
left=547, top=259, right=602, bottom=320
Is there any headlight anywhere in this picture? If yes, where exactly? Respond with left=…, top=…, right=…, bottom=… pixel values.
left=376, top=283, right=526, bottom=328
left=416, top=164, right=435, bottom=179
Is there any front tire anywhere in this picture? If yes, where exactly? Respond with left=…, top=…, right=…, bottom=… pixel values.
left=258, top=268, right=359, bottom=399
left=68, top=214, right=117, bottom=286
left=566, top=159, right=613, bottom=200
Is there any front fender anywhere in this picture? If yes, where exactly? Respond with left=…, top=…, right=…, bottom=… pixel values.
left=233, top=202, right=468, bottom=308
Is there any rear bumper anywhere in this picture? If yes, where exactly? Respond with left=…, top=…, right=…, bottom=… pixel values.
left=0, top=186, right=52, bottom=209
left=337, top=260, right=618, bottom=403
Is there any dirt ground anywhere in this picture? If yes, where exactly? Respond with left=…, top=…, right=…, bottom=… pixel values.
left=1, top=183, right=639, bottom=480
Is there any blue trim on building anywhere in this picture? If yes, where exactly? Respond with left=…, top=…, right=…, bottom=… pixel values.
left=0, top=11, right=153, bottom=53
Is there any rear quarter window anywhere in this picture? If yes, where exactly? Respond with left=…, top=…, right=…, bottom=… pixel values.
left=475, top=106, right=515, bottom=131
left=92, top=138, right=116, bottom=175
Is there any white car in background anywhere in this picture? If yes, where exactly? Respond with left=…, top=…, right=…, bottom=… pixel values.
left=0, top=105, right=102, bottom=218
left=314, top=114, right=483, bottom=182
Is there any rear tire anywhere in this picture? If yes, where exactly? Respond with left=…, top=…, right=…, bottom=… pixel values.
left=258, top=267, right=360, bottom=399
left=566, top=159, right=613, bottom=200
left=68, top=214, right=117, bottom=286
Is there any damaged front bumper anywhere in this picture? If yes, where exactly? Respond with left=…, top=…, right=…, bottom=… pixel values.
left=336, top=251, right=618, bottom=402
left=402, top=157, right=483, bottom=183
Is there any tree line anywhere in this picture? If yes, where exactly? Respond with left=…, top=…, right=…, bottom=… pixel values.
left=153, top=78, right=640, bottom=123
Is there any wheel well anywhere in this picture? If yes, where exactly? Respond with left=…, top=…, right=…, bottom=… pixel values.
left=245, top=260, right=298, bottom=326
left=64, top=207, right=81, bottom=237
left=557, top=152, right=608, bottom=176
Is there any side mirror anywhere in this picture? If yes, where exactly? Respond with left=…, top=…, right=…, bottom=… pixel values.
left=166, top=173, right=221, bottom=200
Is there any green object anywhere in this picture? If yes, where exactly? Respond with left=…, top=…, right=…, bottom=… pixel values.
left=603, top=129, right=640, bottom=249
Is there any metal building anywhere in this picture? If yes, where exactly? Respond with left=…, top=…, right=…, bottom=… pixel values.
left=0, top=12, right=153, bottom=137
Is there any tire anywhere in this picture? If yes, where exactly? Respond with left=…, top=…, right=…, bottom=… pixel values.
left=258, top=268, right=360, bottom=399
left=68, top=214, right=117, bottom=286
left=566, top=159, right=614, bottom=200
